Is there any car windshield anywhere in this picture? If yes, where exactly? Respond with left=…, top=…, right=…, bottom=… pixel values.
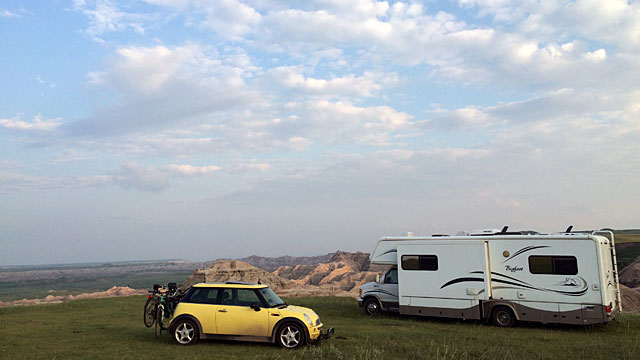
left=259, top=287, right=285, bottom=307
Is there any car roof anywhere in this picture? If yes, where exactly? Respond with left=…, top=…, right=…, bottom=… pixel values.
left=192, top=281, right=268, bottom=289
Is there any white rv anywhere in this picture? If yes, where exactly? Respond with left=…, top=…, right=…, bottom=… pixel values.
left=358, top=230, right=622, bottom=326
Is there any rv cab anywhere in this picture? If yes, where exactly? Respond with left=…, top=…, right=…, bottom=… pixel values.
left=359, top=267, right=399, bottom=314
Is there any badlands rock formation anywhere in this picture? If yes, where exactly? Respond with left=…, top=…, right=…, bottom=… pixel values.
left=181, top=260, right=291, bottom=290
left=181, top=251, right=383, bottom=297
left=620, top=284, right=640, bottom=313
left=274, top=251, right=378, bottom=293
left=620, top=258, right=640, bottom=289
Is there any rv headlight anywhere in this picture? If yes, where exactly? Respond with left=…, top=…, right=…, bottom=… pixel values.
left=303, top=313, right=313, bottom=326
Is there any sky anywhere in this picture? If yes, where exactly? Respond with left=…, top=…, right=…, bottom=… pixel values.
left=1, top=0, right=639, bottom=266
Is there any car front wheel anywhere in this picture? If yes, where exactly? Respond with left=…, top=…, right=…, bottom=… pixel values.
left=173, top=319, right=199, bottom=345
left=277, top=323, right=304, bottom=349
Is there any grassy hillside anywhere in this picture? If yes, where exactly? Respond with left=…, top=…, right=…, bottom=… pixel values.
left=613, top=233, right=640, bottom=244
left=1, top=296, right=639, bottom=360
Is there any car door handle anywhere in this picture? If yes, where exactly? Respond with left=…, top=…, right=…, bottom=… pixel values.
left=218, top=309, right=227, bottom=313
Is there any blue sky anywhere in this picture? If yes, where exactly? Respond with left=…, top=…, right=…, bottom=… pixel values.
left=1, top=0, right=639, bottom=265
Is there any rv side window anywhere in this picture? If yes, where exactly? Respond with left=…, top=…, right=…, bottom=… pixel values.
left=401, top=255, right=438, bottom=271
left=528, top=256, right=578, bottom=275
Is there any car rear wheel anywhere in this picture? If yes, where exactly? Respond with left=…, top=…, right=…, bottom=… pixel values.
left=277, top=323, right=304, bottom=349
left=173, top=319, right=199, bottom=345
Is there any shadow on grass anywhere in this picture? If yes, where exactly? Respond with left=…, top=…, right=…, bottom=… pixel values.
left=368, top=311, right=613, bottom=333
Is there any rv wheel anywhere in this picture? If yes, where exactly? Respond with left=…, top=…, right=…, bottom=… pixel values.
left=491, top=306, right=515, bottom=327
left=364, top=298, right=381, bottom=315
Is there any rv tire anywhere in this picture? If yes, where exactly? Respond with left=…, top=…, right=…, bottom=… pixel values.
left=363, top=298, right=381, bottom=315
left=491, top=306, right=515, bottom=327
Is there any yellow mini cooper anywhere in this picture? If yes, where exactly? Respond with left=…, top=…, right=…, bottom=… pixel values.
left=168, top=282, right=333, bottom=348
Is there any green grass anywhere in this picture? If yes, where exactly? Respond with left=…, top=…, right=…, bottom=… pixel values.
left=1, top=296, right=640, bottom=360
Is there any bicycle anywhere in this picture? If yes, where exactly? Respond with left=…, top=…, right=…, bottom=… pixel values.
left=143, top=282, right=186, bottom=338
left=143, top=284, right=162, bottom=328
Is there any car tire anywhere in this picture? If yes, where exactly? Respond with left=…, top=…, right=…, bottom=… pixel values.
left=173, top=319, right=199, bottom=346
left=363, top=298, right=381, bottom=315
left=276, top=323, right=304, bottom=349
left=143, top=298, right=155, bottom=328
left=491, top=306, right=516, bottom=327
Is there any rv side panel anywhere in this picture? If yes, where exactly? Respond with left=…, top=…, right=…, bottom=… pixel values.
left=397, top=241, right=489, bottom=320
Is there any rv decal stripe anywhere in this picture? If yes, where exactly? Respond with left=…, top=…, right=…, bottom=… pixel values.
left=491, top=278, right=538, bottom=291
left=440, top=277, right=484, bottom=289
left=491, top=279, right=588, bottom=296
left=503, top=245, right=549, bottom=263
left=491, top=272, right=534, bottom=286
left=378, top=249, right=397, bottom=256
left=362, top=290, right=397, bottom=297
left=469, top=270, right=534, bottom=287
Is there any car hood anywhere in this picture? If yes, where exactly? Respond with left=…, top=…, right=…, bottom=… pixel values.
left=278, top=305, right=320, bottom=323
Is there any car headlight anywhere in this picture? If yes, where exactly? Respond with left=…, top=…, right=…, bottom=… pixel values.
left=303, top=313, right=313, bottom=326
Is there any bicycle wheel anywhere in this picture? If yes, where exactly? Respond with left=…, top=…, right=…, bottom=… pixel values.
left=161, top=310, right=171, bottom=330
left=154, top=305, right=164, bottom=338
left=143, top=297, right=155, bottom=328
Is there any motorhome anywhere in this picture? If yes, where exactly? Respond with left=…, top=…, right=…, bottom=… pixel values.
left=358, top=229, right=621, bottom=326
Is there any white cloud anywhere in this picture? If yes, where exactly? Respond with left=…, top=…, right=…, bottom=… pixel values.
left=165, top=164, right=221, bottom=176
left=0, top=114, right=62, bottom=132
left=68, top=44, right=258, bottom=137
left=584, top=49, right=606, bottom=62
left=283, top=100, right=413, bottom=146
left=73, top=0, right=156, bottom=42
left=109, top=45, right=202, bottom=95
left=1, top=8, right=21, bottom=18
left=264, top=67, right=395, bottom=98
left=423, top=107, right=493, bottom=130
left=196, top=0, right=262, bottom=40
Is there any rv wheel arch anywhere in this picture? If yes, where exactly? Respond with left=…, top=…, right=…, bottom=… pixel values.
left=483, top=303, right=519, bottom=321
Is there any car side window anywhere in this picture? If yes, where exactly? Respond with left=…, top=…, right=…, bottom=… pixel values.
left=187, top=288, right=219, bottom=304
left=237, top=289, right=262, bottom=306
left=383, top=268, right=398, bottom=284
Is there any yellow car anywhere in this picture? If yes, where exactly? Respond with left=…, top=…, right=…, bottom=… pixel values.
left=168, top=282, right=333, bottom=348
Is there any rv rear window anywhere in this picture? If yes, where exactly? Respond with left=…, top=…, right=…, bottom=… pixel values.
left=401, top=255, right=438, bottom=271
left=528, top=256, right=578, bottom=275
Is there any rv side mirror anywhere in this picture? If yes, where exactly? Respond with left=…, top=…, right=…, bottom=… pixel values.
left=376, top=274, right=380, bottom=283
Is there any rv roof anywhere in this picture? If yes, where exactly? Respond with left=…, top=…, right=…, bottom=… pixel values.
left=382, top=233, right=604, bottom=242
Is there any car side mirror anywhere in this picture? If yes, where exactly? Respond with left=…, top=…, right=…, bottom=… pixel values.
left=250, top=303, right=261, bottom=311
